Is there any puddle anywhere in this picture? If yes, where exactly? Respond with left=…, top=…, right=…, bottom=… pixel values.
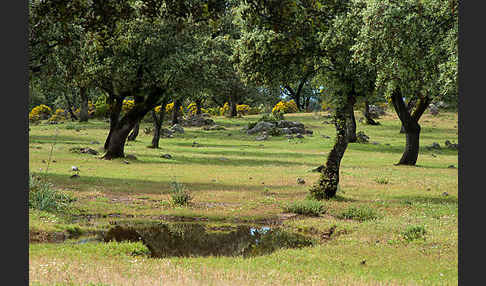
left=102, top=223, right=315, bottom=258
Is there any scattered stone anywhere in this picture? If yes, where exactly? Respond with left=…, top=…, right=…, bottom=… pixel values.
left=431, top=154, right=437, bottom=157
left=70, top=174, right=79, bottom=179
left=426, top=188, right=431, bottom=191
left=286, top=135, right=294, bottom=140
left=42, top=160, right=46, bottom=163
left=90, top=140, right=100, bottom=145
left=444, top=140, right=458, bottom=150
left=70, top=147, right=99, bottom=155
left=371, top=141, right=379, bottom=145
left=125, top=154, right=137, bottom=160
left=192, top=141, right=200, bottom=147
left=280, top=128, right=291, bottom=135
left=321, top=135, right=331, bottom=139
left=304, top=129, right=313, bottom=135
left=442, top=192, right=449, bottom=196
left=181, top=114, right=215, bottom=127
left=360, top=259, right=366, bottom=265
left=297, top=178, right=306, bottom=185
left=385, top=143, right=391, bottom=146
left=161, top=154, right=172, bottom=159
left=429, top=104, right=439, bottom=116
left=52, top=160, right=56, bottom=163
left=203, top=125, right=226, bottom=131
left=123, top=160, right=130, bottom=164
left=369, top=105, right=386, bottom=118
left=227, top=133, right=232, bottom=136
left=247, top=121, right=276, bottom=135
left=295, top=134, right=304, bottom=139
left=448, top=165, right=456, bottom=169
left=171, top=124, right=184, bottom=134
left=143, top=127, right=153, bottom=135
left=430, top=142, right=441, bottom=149
left=249, top=177, right=252, bottom=180
left=160, top=128, right=174, bottom=138
left=356, top=131, right=370, bottom=144
left=218, top=157, right=229, bottom=161
left=71, top=166, right=79, bottom=172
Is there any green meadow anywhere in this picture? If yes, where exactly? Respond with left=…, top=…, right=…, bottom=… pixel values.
left=29, top=110, right=458, bottom=285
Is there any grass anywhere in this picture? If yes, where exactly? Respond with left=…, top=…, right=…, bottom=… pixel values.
left=28, top=110, right=458, bottom=285
left=283, top=199, right=326, bottom=216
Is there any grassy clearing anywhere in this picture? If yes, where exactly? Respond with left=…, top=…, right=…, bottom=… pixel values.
left=29, top=110, right=458, bottom=285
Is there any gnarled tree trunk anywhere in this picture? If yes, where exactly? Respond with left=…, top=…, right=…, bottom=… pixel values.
left=103, top=89, right=164, bottom=159
left=195, top=98, right=202, bottom=115
left=400, top=98, right=418, bottom=133
left=63, top=93, right=78, bottom=121
left=79, top=86, right=89, bottom=122
left=391, top=89, right=430, bottom=165
left=104, top=96, right=124, bottom=150
left=309, top=95, right=352, bottom=199
left=150, top=97, right=168, bottom=149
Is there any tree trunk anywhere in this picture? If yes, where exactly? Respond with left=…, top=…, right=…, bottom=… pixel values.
left=391, top=89, right=429, bottom=165
left=172, top=98, right=182, bottom=125
left=228, top=95, right=237, bottom=117
left=104, top=96, right=124, bottom=150
left=400, top=98, right=417, bottom=133
left=103, top=89, right=164, bottom=159
left=195, top=98, right=202, bottom=115
left=79, top=87, right=89, bottom=122
left=150, top=98, right=168, bottom=149
left=63, top=93, right=78, bottom=121
left=363, top=99, right=379, bottom=125
left=346, top=96, right=357, bottom=143
left=309, top=98, right=350, bottom=200
left=127, top=122, right=140, bottom=141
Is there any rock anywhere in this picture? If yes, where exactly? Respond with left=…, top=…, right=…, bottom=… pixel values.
left=171, top=124, right=184, bottom=134
left=304, top=129, right=313, bottom=135
left=448, top=165, right=456, bottom=169
left=442, top=192, right=449, bottom=196
left=368, top=105, right=386, bottom=118
left=371, top=141, right=379, bottom=145
left=123, top=160, right=130, bottom=164
left=431, top=154, right=437, bottom=157
left=295, top=134, right=304, bottom=139
left=321, top=135, right=331, bottom=139
left=70, top=174, right=79, bottom=179
left=125, top=154, right=137, bottom=160
left=356, top=131, right=369, bottom=144
left=297, top=178, right=306, bottom=184
left=203, top=125, right=225, bottom=131
left=143, top=127, right=153, bottom=134
left=286, top=135, right=294, bottom=140
left=192, top=141, right=201, bottom=147
left=161, top=154, right=172, bottom=159
left=276, top=120, right=305, bottom=129
left=444, top=140, right=458, bottom=150
left=280, top=128, right=291, bottom=134
left=431, top=142, right=441, bottom=149
left=218, top=157, right=229, bottom=161
left=247, top=121, right=276, bottom=134
left=436, top=101, right=448, bottom=109
left=160, top=128, right=174, bottom=137
left=90, top=141, right=100, bottom=145
left=227, top=133, right=232, bottom=136
left=182, top=114, right=215, bottom=127
left=289, top=127, right=306, bottom=134
left=429, top=104, right=439, bottom=116
left=70, top=147, right=99, bottom=155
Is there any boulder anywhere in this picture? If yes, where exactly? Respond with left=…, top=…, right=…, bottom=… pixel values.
left=429, top=104, right=439, bottom=116
left=247, top=121, right=276, bottom=134
left=356, top=131, right=369, bottom=144
left=170, top=124, right=184, bottom=134
left=255, top=134, right=269, bottom=141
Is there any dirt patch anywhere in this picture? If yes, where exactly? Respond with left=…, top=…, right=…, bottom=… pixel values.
left=30, top=230, right=67, bottom=243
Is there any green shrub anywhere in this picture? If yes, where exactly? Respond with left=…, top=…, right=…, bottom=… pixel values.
left=402, top=225, right=427, bottom=241
left=169, top=181, right=192, bottom=206
left=283, top=199, right=326, bottom=216
left=29, top=173, right=75, bottom=213
left=337, top=206, right=379, bottom=222
left=375, top=177, right=390, bottom=184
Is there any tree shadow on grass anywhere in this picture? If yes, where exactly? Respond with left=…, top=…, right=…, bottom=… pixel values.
left=347, top=142, right=458, bottom=156
left=133, top=153, right=315, bottom=168
left=394, top=195, right=458, bottom=205
left=29, top=135, right=94, bottom=145
left=43, top=173, right=296, bottom=195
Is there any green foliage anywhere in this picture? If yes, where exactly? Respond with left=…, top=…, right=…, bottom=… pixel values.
left=375, top=177, right=390, bottom=185
left=169, top=181, right=192, bottom=207
left=402, top=225, right=427, bottom=242
left=284, top=200, right=326, bottom=217
left=94, top=97, right=110, bottom=118
left=337, top=206, right=379, bottom=222
left=29, top=173, right=75, bottom=213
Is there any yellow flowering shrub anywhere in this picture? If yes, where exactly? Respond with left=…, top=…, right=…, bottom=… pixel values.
left=122, top=99, right=135, bottom=113
left=236, top=104, right=250, bottom=116
left=165, top=102, right=184, bottom=114
left=48, top=109, right=67, bottom=122
left=74, top=101, right=96, bottom=117
left=29, top=104, right=52, bottom=122
left=219, top=102, right=230, bottom=116
left=272, top=100, right=298, bottom=115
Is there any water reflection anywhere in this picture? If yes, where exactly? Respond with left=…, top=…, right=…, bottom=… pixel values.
left=104, top=223, right=315, bottom=258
